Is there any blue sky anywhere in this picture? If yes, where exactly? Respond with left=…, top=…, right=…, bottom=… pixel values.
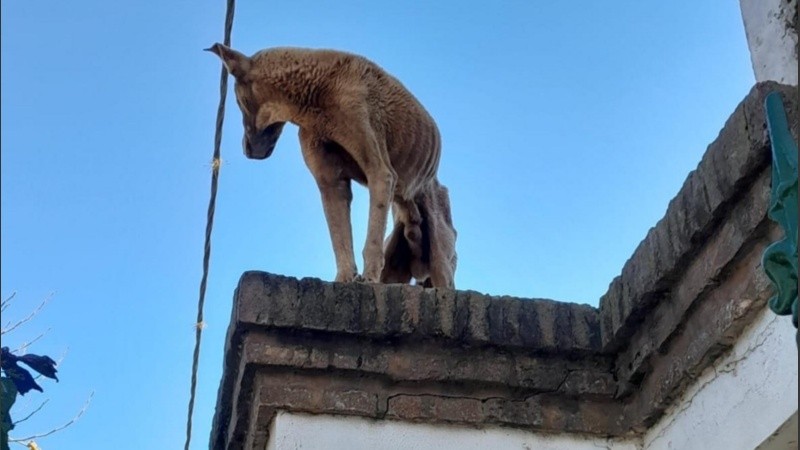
left=1, top=1, right=754, bottom=448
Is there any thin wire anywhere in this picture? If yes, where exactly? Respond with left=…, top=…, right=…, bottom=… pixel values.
left=185, top=0, right=236, bottom=448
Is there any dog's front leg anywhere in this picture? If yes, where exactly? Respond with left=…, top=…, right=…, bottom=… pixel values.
left=299, top=129, right=359, bottom=282
left=319, top=180, right=359, bottom=282
left=329, top=123, right=396, bottom=283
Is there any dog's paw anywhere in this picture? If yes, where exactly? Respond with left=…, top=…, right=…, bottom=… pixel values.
left=335, top=271, right=360, bottom=283
left=349, top=273, right=381, bottom=284
left=362, top=263, right=384, bottom=284
left=361, top=274, right=383, bottom=284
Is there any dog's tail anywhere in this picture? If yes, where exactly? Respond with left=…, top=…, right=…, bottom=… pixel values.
left=381, top=179, right=457, bottom=288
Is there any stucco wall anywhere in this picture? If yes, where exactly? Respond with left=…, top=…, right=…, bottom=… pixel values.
left=740, top=0, right=798, bottom=85
left=643, top=308, right=799, bottom=450
left=266, top=412, right=638, bottom=450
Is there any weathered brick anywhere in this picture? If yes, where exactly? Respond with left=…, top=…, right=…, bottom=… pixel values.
left=387, top=394, right=488, bottom=424
left=259, top=383, right=316, bottom=409
left=486, top=296, right=508, bottom=345
left=358, top=282, right=378, bottom=332
left=452, top=290, right=471, bottom=341
left=518, top=298, right=543, bottom=347
left=577, top=400, right=627, bottom=435
left=385, top=394, right=424, bottom=421
left=244, top=340, right=310, bottom=368
left=296, top=276, right=333, bottom=330
left=559, top=369, right=616, bottom=397
left=357, top=346, right=389, bottom=373
left=384, top=285, right=405, bottom=335
left=321, top=389, right=377, bottom=415
left=371, top=283, right=389, bottom=335
left=236, top=271, right=301, bottom=327
left=400, top=284, right=422, bottom=333
left=483, top=396, right=543, bottom=427
left=330, top=346, right=362, bottom=369
left=540, top=395, right=574, bottom=430
left=435, top=288, right=456, bottom=338
left=514, top=358, right=568, bottom=391
left=450, top=350, right=515, bottom=385
left=329, top=281, right=370, bottom=333
left=467, top=291, right=490, bottom=342
left=553, top=301, right=576, bottom=351
left=418, top=289, right=444, bottom=337
left=432, top=396, right=484, bottom=423
left=536, top=300, right=558, bottom=351
left=306, top=346, right=330, bottom=369
left=571, top=305, right=602, bottom=351
left=485, top=296, right=522, bottom=346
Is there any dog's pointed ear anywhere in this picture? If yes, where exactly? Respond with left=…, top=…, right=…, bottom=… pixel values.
left=204, top=43, right=251, bottom=80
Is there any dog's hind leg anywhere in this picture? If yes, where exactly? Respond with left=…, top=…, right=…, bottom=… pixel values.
left=418, top=181, right=457, bottom=289
left=381, top=218, right=413, bottom=284
left=299, top=129, right=359, bottom=282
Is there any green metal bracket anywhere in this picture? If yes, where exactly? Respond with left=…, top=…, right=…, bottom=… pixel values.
left=761, top=91, right=798, bottom=342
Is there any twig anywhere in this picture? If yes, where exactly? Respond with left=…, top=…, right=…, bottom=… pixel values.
left=2, top=293, right=52, bottom=335
left=11, top=328, right=52, bottom=354
left=1, top=292, right=16, bottom=313
left=12, top=399, right=49, bottom=426
left=9, top=391, right=93, bottom=443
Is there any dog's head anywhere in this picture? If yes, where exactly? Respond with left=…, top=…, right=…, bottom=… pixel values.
left=205, top=43, right=286, bottom=160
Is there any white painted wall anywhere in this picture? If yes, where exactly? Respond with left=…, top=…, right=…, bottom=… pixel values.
left=643, top=308, right=799, bottom=450
left=266, top=412, right=639, bottom=450
left=740, top=0, right=798, bottom=85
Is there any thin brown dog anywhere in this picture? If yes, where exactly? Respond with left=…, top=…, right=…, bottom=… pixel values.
left=207, top=43, right=457, bottom=288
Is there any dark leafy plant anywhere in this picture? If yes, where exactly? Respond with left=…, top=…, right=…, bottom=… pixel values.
left=1, top=347, right=59, bottom=450
left=1, top=347, right=59, bottom=394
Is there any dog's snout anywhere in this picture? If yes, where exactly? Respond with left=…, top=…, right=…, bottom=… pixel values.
left=242, top=122, right=284, bottom=160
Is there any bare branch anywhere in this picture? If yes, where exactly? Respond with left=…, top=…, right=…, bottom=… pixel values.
left=11, top=328, right=52, bottom=354
left=9, top=391, right=93, bottom=443
left=1, top=291, right=16, bottom=312
left=12, top=399, right=49, bottom=426
left=1, top=293, right=53, bottom=336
